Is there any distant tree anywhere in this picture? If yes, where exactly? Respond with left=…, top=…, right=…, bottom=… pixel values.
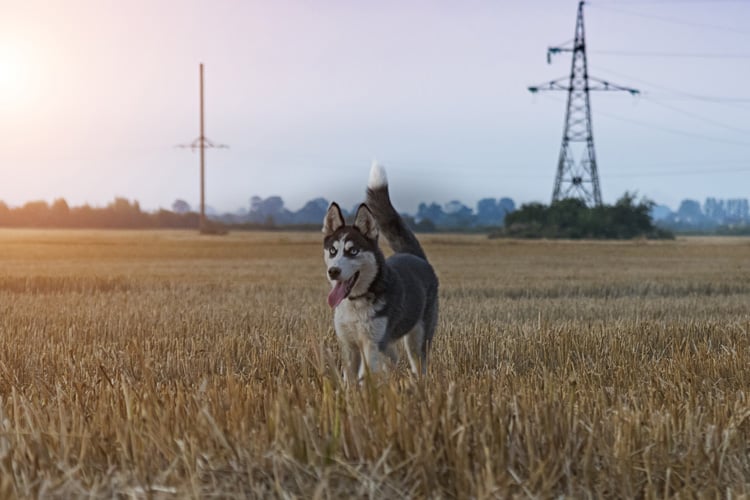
left=248, top=196, right=290, bottom=224
left=704, top=198, right=724, bottom=221
left=19, top=201, right=51, bottom=226
left=476, top=198, right=501, bottom=226
left=263, top=196, right=284, bottom=214
left=108, top=197, right=138, bottom=213
left=444, top=200, right=470, bottom=216
left=172, top=199, right=191, bottom=214
left=650, top=204, right=672, bottom=221
left=500, top=194, right=670, bottom=240
left=249, top=196, right=264, bottom=213
left=727, top=199, right=749, bottom=221
left=0, top=201, right=9, bottom=222
left=506, top=202, right=546, bottom=226
left=676, top=199, right=704, bottom=222
left=548, top=198, right=588, bottom=238
left=498, top=197, right=516, bottom=214
left=293, top=197, right=329, bottom=224
left=153, top=208, right=199, bottom=228
left=0, top=197, right=198, bottom=229
left=402, top=214, right=434, bottom=233
left=442, top=200, right=474, bottom=228
left=704, top=198, right=749, bottom=224
left=417, top=203, right=445, bottom=226
left=103, top=197, right=146, bottom=228
left=71, top=204, right=96, bottom=228
left=50, top=198, right=70, bottom=226
left=608, top=192, right=654, bottom=238
left=415, top=217, right=436, bottom=233
left=51, top=198, right=69, bottom=214
left=475, top=197, right=516, bottom=227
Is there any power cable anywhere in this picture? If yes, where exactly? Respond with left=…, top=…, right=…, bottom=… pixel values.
left=594, top=0, right=750, bottom=6
left=639, top=96, right=750, bottom=135
left=590, top=50, right=750, bottom=59
left=597, top=109, right=750, bottom=147
left=589, top=4, right=750, bottom=36
left=608, top=166, right=750, bottom=178
left=537, top=93, right=750, bottom=147
left=590, top=65, right=750, bottom=104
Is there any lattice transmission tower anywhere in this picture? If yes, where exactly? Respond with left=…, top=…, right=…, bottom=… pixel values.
left=529, top=1, right=639, bottom=206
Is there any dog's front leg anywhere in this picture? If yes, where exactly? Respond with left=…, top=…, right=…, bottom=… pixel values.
left=359, top=340, right=396, bottom=382
left=341, top=342, right=361, bottom=385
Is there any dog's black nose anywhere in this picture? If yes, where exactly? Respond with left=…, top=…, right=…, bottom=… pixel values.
left=328, top=267, right=341, bottom=279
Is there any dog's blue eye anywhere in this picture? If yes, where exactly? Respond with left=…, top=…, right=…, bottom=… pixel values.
left=348, top=248, right=359, bottom=256
left=328, top=247, right=337, bottom=257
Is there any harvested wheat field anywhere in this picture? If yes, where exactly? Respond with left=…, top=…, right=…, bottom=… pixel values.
left=0, top=229, right=748, bottom=498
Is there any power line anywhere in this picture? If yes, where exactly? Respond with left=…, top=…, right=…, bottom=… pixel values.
left=590, top=4, right=750, bottom=36
left=409, top=166, right=750, bottom=180
left=595, top=0, right=750, bottom=5
left=537, top=93, right=750, bottom=148
left=624, top=159, right=749, bottom=168
left=596, top=109, right=750, bottom=147
left=640, top=96, right=750, bottom=135
left=591, top=50, right=750, bottom=59
left=608, top=166, right=750, bottom=178
left=591, top=65, right=750, bottom=104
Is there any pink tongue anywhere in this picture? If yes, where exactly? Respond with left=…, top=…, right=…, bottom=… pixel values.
left=327, top=281, right=348, bottom=308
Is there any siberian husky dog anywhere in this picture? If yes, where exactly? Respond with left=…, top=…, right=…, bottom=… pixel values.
left=322, top=162, right=439, bottom=381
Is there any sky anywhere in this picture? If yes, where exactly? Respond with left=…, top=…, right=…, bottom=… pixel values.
left=1, top=0, right=749, bottom=215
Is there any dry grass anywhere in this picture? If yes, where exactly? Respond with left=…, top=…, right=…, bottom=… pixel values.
left=0, top=229, right=748, bottom=498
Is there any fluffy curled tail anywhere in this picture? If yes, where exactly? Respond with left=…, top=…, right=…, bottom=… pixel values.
left=366, top=162, right=428, bottom=261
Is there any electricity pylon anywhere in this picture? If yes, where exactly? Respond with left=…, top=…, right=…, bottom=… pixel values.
left=528, top=1, right=638, bottom=206
left=177, top=63, right=228, bottom=232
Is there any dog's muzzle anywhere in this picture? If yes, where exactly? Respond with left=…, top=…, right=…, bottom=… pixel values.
left=328, top=267, right=341, bottom=280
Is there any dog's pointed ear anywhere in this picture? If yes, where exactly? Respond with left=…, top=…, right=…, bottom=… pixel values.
left=354, top=204, right=378, bottom=241
left=322, top=202, right=345, bottom=236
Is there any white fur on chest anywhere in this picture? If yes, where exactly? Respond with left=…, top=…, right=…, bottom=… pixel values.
left=334, top=299, right=386, bottom=346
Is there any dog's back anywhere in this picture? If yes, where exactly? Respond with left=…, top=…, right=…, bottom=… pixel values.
left=365, top=163, right=439, bottom=372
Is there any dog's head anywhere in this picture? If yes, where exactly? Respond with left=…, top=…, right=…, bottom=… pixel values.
left=322, top=202, right=379, bottom=308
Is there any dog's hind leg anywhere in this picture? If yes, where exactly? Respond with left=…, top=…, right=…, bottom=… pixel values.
left=419, top=300, right=439, bottom=373
left=403, top=321, right=425, bottom=375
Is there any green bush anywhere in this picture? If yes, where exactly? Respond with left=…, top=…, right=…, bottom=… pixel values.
left=492, top=193, right=674, bottom=240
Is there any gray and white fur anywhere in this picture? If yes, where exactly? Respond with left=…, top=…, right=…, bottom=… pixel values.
left=323, top=162, right=439, bottom=381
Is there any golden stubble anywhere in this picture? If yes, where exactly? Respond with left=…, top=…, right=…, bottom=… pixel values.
left=0, top=229, right=748, bottom=497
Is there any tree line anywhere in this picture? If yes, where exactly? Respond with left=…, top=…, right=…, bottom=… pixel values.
left=0, top=198, right=198, bottom=229
left=0, top=193, right=716, bottom=239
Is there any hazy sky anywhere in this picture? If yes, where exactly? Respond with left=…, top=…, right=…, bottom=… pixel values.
left=1, top=0, right=749, bottom=214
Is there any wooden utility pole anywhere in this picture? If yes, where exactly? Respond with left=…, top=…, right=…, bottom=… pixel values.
left=199, top=63, right=206, bottom=231
left=177, top=63, right=227, bottom=233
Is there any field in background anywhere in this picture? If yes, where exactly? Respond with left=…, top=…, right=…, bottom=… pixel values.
left=0, top=229, right=748, bottom=497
